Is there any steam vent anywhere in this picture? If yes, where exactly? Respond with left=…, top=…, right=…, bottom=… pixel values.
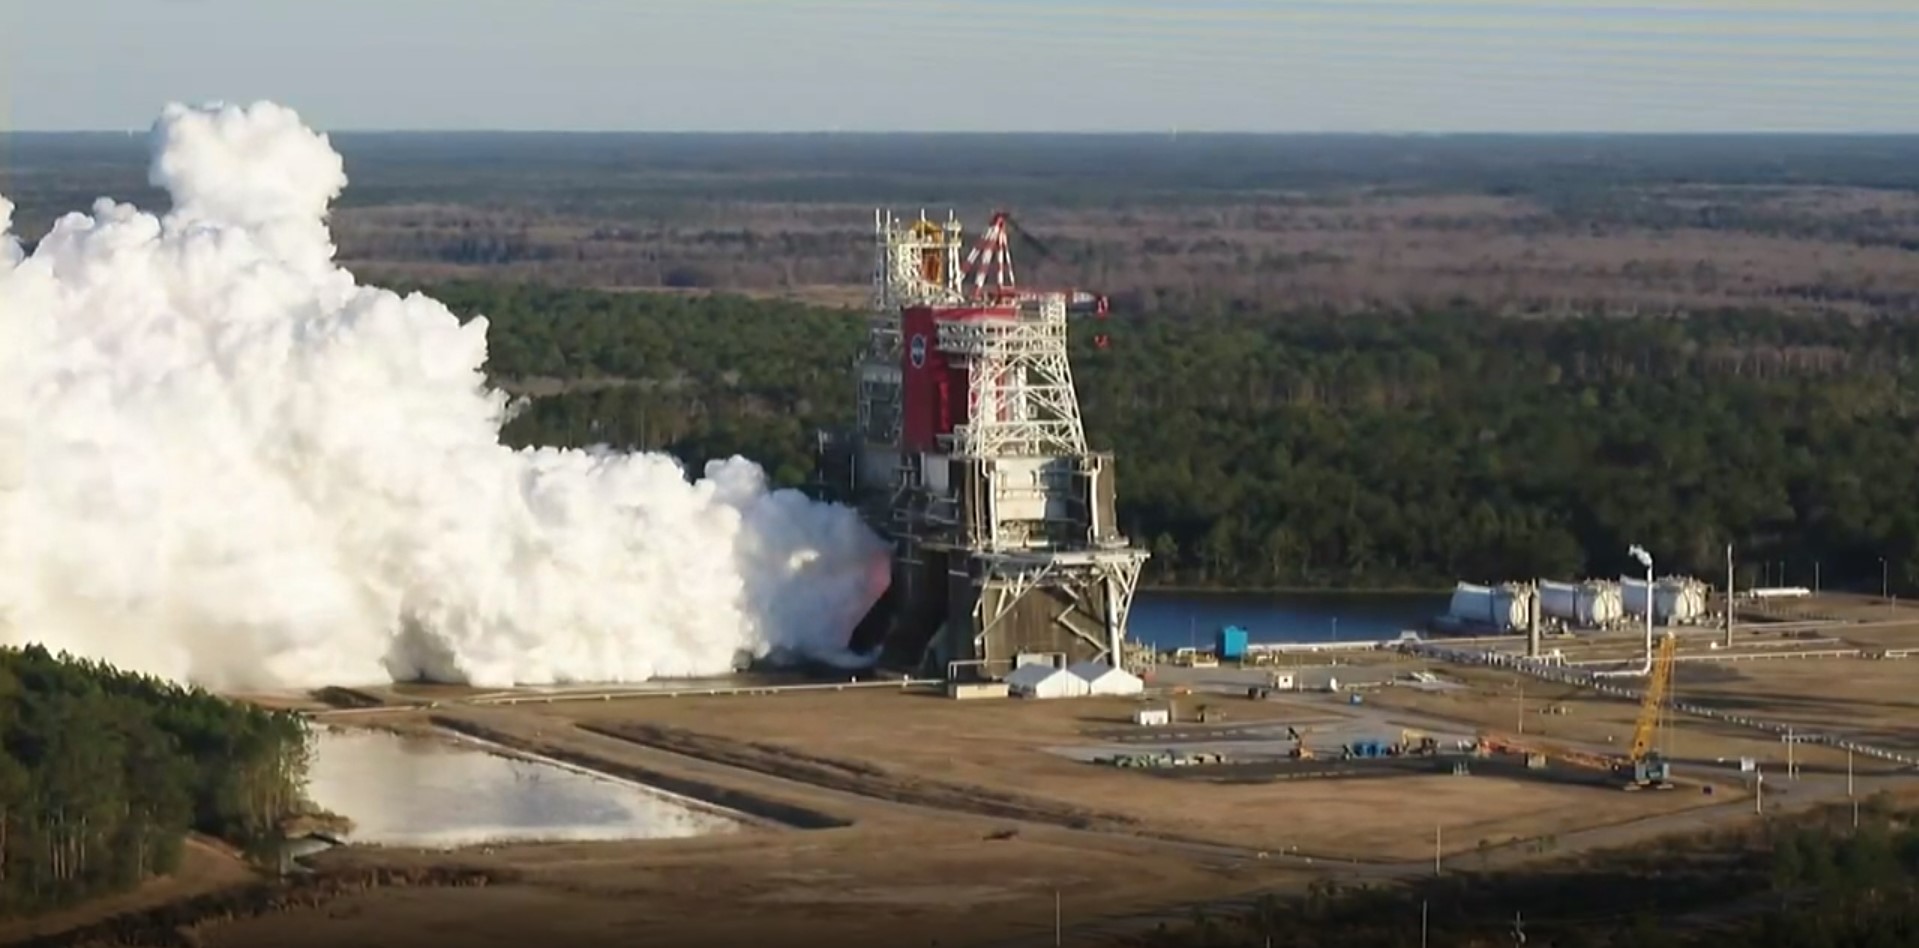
left=817, top=210, right=1150, bottom=681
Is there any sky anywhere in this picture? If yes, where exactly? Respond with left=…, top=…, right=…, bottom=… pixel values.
left=4, top=0, right=1917, bottom=133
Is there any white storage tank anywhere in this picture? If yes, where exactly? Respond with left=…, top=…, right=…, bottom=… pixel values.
left=1662, top=577, right=1709, bottom=622
left=1447, top=582, right=1532, bottom=632
left=1447, top=582, right=1491, bottom=624
left=1538, top=579, right=1624, bottom=628
left=1621, top=576, right=1709, bottom=623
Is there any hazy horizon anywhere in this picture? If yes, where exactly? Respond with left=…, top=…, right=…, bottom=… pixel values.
left=10, top=128, right=1919, bottom=138
left=5, top=0, right=1915, bottom=135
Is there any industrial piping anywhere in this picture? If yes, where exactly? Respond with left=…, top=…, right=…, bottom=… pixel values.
left=1593, top=544, right=1656, bottom=678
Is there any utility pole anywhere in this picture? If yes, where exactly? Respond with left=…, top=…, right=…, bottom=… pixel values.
left=1755, top=768, right=1764, bottom=815
left=1848, top=750, right=1859, bottom=829
left=1814, top=560, right=1821, bottom=594
left=1421, top=900, right=1429, bottom=948
left=1525, top=580, right=1539, bottom=659
left=1787, top=727, right=1796, bottom=781
left=1054, top=889, right=1061, bottom=947
left=1725, top=543, right=1735, bottom=648
left=1434, top=824, right=1442, bottom=876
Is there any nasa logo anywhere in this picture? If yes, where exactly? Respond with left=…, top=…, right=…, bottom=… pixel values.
left=909, top=333, right=927, bottom=368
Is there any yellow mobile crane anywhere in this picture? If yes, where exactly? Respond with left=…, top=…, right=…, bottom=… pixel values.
left=1470, top=633, right=1678, bottom=790
left=1616, top=632, right=1679, bottom=790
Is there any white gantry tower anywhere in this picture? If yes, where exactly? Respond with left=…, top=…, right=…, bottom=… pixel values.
left=833, top=209, right=1149, bottom=679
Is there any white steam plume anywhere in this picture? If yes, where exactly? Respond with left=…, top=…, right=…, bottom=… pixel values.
left=0, top=101, right=891, bottom=691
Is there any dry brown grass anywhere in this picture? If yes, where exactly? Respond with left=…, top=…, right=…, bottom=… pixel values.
left=328, top=186, right=1919, bottom=316
left=1669, top=659, right=1919, bottom=756
left=1364, top=660, right=1900, bottom=778
left=200, top=823, right=1282, bottom=948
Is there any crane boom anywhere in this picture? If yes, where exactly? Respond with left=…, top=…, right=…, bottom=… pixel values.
left=1627, top=632, right=1679, bottom=763
left=1475, top=633, right=1679, bottom=791
left=958, top=210, right=1111, bottom=314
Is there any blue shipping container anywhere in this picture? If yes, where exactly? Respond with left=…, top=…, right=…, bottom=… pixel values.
left=1216, top=625, right=1249, bottom=661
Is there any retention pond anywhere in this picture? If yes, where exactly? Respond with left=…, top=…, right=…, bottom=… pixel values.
left=304, top=726, right=749, bottom=848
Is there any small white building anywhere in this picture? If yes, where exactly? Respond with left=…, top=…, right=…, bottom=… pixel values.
left=1006, top=664, right=1090, bottom=700
left=947, top=681, right=1010, bottom=701
left=1132, top=707, right=1171, bottom=727
left=1068, top=661, right=1146, bottom=697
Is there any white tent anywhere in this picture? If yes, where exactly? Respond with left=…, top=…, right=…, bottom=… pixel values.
left=1067, top=661, right=1145, bottom=697
left=1006, top=664, right=1089, bottom=699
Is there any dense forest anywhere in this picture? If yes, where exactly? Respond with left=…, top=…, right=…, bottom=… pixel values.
left=0, top=647, right=310, bottom=916
left=1123, top=796, right=1919, bottom=947
left=442, top=281, right=1919, bottom=593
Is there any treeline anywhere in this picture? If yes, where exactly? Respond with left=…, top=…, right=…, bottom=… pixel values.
left=1080, top=305, right=1919, bottom=591
left=18, top=131, right=1919, bottom=215
left=446, top=282, right=1919, bottom=592
left=0, top=646, right=311, bottom=916
left=1121, top=796, right=1919, bottom=947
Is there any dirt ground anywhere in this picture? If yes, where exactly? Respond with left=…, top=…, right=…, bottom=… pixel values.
left=1744, top=593, right=1919, bottom=626
left=1365, top=661, right=1895, bottom=777
left=1831, top=616, right=1919, bottom=648
left=200, top=823, right=1289, bottom=948
left=26, top=626, right=1912, bottom=948
left=538, top=688, right=1719, bottom=861
left=1668, top=659, right=1919, bottom=756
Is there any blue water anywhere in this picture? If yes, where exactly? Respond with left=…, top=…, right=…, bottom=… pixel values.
left=1131, top=590, right=1447, bottom=650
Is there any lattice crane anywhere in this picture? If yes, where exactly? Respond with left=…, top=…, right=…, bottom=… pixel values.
left=1471, top=633, right=1679, bottom=789
left=1617, top=631, right=1679, bottom=790
left=959, top=211, right=1114, bottom=346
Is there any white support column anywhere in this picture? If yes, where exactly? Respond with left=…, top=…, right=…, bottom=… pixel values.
left=1103, top=574, right=1123, bottom=668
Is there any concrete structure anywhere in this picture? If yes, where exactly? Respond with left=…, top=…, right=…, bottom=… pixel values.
left=817, top=210, right=1149, bottom=682
left=1068, top=660, right=1145, bottom=696
left=1290, top=665, right=1402, bottom=692
left=947, top=681, right=1011, bottom=700
left=1132, top=707, right=1171, bottom=727
left=1006, top=664, right=1090, bottom=699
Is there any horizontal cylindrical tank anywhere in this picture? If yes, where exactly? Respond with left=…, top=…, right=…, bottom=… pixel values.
left=1447, top=582, right=1532, bottom=632
left=1665, top=577, right=1709, bottom=621
left=1621, top=576, right=1709, bottom=623
left=1538, top=579, right=1624, bottom=628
